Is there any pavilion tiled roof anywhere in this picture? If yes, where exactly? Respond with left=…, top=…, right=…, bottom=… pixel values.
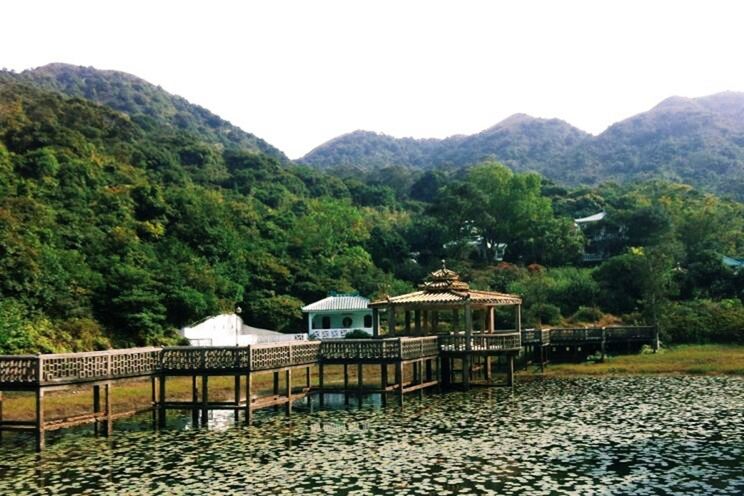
left=369, top=262, right=521, bottom=308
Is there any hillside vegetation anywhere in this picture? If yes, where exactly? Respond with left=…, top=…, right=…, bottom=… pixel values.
left=0, top=66, right=742, bottom=353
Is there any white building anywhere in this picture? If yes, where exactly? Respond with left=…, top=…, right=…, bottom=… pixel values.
left=301, top=293, right=373, bottom=339
left=180, top=313, right=307, bottom=346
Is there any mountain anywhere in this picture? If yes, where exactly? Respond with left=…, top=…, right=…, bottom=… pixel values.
left=301, top=93, right=744, bottom=198
left=1, top=63, right=288, bottom=162
left=302, top=114, right=589, bottom=173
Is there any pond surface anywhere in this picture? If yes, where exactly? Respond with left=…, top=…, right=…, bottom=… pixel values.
left=0, top=376, right=742, bottom=495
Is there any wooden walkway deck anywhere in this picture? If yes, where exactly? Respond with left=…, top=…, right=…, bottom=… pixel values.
left=0, top=327, right=656, bottom=451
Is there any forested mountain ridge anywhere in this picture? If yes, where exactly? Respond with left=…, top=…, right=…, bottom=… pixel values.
left=0, top=63, right=288, bottom=163
left=302, top=115, right=589, bottom=172
left=301, top=92, right=744, bottom=199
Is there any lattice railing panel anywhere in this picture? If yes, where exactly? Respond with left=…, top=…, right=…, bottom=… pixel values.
left=109, top=348, right=161, bottom=376
left=251, top=344, right=291, bottom=371
left=0, top=356, right=38, bottom=384
left=291, top=342, right=320, bottom=365
left=161, top=348, right=203, bottom=371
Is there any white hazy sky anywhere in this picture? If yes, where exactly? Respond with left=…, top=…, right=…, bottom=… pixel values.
left=3, top=0, right=744, bottom=158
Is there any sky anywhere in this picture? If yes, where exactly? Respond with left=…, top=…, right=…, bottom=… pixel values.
left=3, top=0, right=744, bottom=158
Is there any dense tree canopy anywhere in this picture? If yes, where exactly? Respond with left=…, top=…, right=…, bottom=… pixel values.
left=0, top=78, right=742, bottom=353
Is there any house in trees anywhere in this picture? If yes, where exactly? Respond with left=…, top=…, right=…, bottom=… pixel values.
left=301, top=293, right=373, bottom=339
left=575, top=211, right=614, bottom=263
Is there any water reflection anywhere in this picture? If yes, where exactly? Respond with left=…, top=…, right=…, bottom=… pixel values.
left=0, top=376, right=742, bottom=495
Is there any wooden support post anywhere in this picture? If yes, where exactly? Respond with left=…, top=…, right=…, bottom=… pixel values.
left=357, top=362, right=363, bottom=390
left=387, top=305, right=396, bottom=336
left=319, top=363, right=325, bottom=407
left=191, top=375, right=199, bottom=426
left=464, top=301, right=472, bottom=389
left=158, top=375, right=166, bottom=427
left=488, top=307, right=495, bottom=333
left=404, top=310, right=412, bottom=335
left=506, top=354, right=515, bottom=387
left=600, top=328, right=607, bottom=363
left=273, top=371, right=280, bottom=411
left=93, top=384, right=101, bottom=435
left=540, top=345, right=545, bottom=373
left=150, top=376, right=157, bottom=429
left=422, top=311, right=429, bottom=335
left=432, top=311, right=439, bottom=334
left=35, top=388, right=45, bottom=452
left=201, top=375, right=209, bottom=425
left=104, top=384, right=112, bottom=436
left=452, top=309, right=459, bottom=331
left=343, top=364, right=349, bottom=390
left=234, top=375, right=241, bottom=422
left=414, top=310, right=422, bottom=335
left=306, top=366, right=311, bottom=389
left=485, top=356, right=492, bottom=381
left=426, top=359, right=433, bottom=382
left=0, top=391, right=3, bottom=442
left=381, top=363, right=388, bottom=405
left=372, top=308, right=380, bottom=337
left=412, top=361, right=419, bottom=384
left=395, top=362, right=404, bottom=406
left=245, top=372, right=253, bottom=425
left=285, top=369, right=292, bottom=416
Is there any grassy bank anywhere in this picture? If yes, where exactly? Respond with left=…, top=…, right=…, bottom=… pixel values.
left=525, top=344, right=744, bottom=377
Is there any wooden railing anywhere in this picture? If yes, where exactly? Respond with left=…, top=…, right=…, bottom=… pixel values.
left=605, top=326, right=655, bottom=342
left=549, top=328, right=605, bottom=343
left=319, top=337, right=438, bottom=361
left=521, top=329, right=551, bottom=345
left=0, top=356, right=39, bottom=384
left=438, top=333, right=522, bottom=352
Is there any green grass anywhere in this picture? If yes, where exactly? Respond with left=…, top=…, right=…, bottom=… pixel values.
left=524, top=344, right=744, bottom=377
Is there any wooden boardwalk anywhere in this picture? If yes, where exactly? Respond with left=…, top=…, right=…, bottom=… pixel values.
left=0, top=327, right=655, bottom=451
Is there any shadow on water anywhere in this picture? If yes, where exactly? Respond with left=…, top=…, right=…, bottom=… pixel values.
left=0, top=376, right=742, bottom=495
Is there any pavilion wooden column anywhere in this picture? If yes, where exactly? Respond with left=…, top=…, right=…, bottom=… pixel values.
left=387, top=305, right=396, bottom=336
left=515, top=304, right=522, bottom=332
left=422, top=311, right=429, bottom=334
left=372, top=308, right=380, bottom=337
left=404, top=310, right=412, bottom=335
left=432, top=311, right=439, bottom=334
left=463, top=300, right=472, bottom=389
left=452, top=309, right=459, bottom=331
left=414, top=309, right=422, bottom=335
left=488, top=307, right=495, bottom=333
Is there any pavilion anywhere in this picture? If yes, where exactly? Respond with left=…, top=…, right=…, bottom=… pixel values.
left=368, top=262, right=523, bottom=387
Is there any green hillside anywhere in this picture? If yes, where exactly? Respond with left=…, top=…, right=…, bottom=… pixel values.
left=2, top=63, right=288, bottom=162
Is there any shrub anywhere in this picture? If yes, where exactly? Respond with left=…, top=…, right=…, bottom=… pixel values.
left=571, top=306, right=604, bottom=323
left=345, top=329, right=371, bottom=339
left=660, top=299, right=744, bottom=344
left=526, top=303, right=562, bottom=327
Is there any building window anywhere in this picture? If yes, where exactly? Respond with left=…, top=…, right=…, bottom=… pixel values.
left=364, top=315, right=372, bottom=328
left=322, top=316, right=331, bottom=329
left=342, top=316, right=353, bottom=328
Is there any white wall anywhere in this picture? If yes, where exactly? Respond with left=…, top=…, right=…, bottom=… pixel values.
left=180, top=314, right=253, bottom=346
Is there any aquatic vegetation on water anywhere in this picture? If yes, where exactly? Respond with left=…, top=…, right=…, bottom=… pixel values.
left=0, top=376, right=742, bottom=495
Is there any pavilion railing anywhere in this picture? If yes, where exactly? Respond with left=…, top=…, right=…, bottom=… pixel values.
left=319, top=337, right=439, bottom=361
left=438, top=332, right=522, bottom=352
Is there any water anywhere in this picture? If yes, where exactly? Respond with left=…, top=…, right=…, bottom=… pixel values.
left=0, top=376, right=742, bottom=495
